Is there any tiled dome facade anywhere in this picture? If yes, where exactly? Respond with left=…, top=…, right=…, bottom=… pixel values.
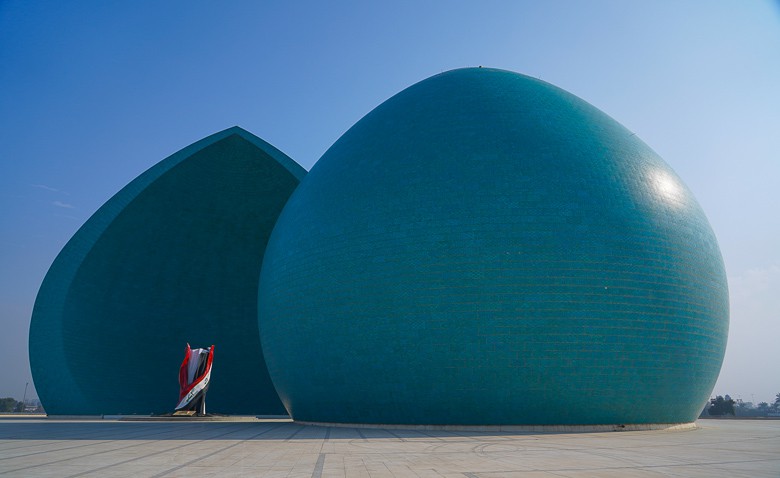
left=258, top=68, right=729, bottom=425
left=30, top=127, right=302, bottom=415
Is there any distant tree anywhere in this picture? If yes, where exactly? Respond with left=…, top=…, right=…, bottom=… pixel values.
left=735, top=400, right=754, bottom=415
left=708, top=395, right=736, bottom=416
left=0, top=397, right=18, bottom=412
left=774, top=393, right=780, bottom=411
left=757, top=402, right=770, bottom=412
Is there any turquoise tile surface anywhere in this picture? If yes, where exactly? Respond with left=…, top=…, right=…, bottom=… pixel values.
left=259, top=68, right=728, bottom=425
left=30, top=127, right=304, bottom=415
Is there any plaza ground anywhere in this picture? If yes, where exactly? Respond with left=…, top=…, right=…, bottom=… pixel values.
left=0, top=417, right=778, bottom=477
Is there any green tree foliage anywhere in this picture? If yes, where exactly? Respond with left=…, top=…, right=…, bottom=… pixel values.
left=708, top=395, right=736, bottom=416
left=0, top=397, right=18, bottom=412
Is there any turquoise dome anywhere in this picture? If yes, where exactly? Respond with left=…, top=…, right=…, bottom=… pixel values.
left=259, top=68, right=729, bottom=425
left=31, top=127, right=303, bottom=415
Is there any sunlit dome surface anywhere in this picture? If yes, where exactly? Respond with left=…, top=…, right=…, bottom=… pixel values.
left=258, top=68, right=729, bottom=426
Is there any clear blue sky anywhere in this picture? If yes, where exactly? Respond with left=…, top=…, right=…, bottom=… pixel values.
left=1, top=1, right=778, bottom=405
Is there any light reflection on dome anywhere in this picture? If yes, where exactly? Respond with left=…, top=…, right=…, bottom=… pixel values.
left=652, top=169, right=685, bottom=207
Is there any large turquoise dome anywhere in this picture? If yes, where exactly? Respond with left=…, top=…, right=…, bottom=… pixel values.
left=258, top=68, right=728, bottom=426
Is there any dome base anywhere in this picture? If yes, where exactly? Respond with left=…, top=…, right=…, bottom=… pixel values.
left=296, top=420, right=698, bottom=433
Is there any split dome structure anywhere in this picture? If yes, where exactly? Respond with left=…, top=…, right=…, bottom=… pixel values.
left=30, top=128, right=300, bottom=415
left=30, top=68, right=729, bottom=426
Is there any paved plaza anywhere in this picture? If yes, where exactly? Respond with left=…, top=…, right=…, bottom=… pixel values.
left=0, top=418, right=778, bottom=477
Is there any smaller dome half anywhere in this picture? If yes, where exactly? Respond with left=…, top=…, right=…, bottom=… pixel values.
left=30, top=127, right=304, bottom=415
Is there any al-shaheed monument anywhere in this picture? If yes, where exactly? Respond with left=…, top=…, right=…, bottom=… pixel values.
left=29, top=68, right=729, bottom=427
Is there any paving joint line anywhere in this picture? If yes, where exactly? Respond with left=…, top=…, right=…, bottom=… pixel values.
left=64, top=422, right=281, bottom=478
left=148, top=423, right=286, bottom=478
left=0, top=422, right=244, bottom=475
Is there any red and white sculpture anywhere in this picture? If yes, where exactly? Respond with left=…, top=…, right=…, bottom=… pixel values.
left=175, top=343, right=214, bottom=415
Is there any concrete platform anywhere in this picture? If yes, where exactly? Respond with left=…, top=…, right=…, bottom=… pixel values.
left=0, top=418, right=778, bottom=477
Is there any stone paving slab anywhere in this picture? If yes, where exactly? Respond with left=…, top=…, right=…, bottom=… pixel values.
left=0, top=419, right=777, bottom=477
